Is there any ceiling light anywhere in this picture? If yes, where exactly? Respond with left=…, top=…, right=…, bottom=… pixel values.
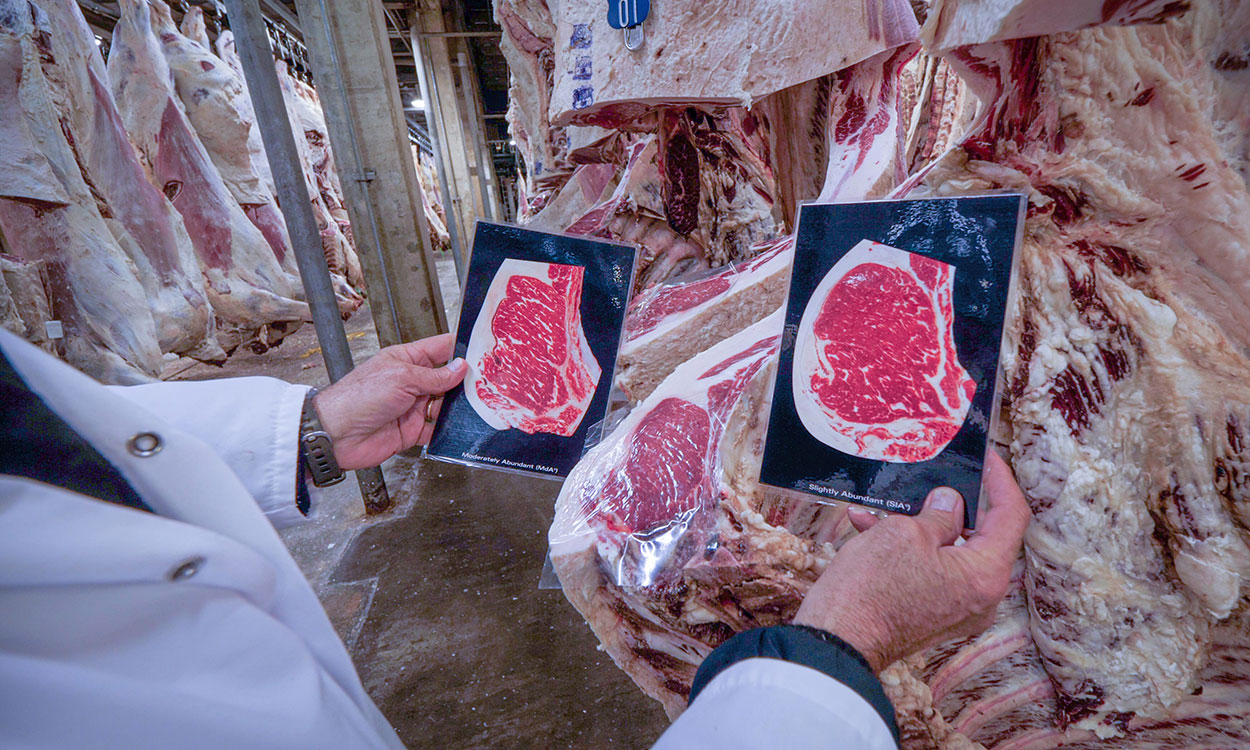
left=509, top=139, right=516, bottom=146
left=409, top=98, right=425, bottom=110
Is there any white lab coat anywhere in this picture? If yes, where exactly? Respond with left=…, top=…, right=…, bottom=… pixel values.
left=0, top=330, right=894, bottom=749
left=0, top=331, right=403, bottom=749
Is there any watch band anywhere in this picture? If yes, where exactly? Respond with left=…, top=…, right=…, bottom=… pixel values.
left=300, top=387, right=345, bottom=487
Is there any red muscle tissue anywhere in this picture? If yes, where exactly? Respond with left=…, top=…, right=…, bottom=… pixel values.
left=794, top=239, right=975, bottom=462
left=465, top=259, right=602, bottom=436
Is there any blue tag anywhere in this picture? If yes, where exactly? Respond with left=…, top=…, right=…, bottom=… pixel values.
left=607, top=0, right=650, bottom=29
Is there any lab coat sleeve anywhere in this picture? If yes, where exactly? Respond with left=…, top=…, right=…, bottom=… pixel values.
left=106, top=377, right=311, bottom=528
left=653, top=625, right=899, bottom=750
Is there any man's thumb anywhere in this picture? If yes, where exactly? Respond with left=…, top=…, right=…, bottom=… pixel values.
left=915, top=486, right=965, bottom=546
left=413, top=357, right=467, bottom=395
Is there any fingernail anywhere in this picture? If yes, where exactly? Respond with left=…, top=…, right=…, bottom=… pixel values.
left=929, top=487, right=961, bottom=513
left=449, top=357, right=465, bottom=369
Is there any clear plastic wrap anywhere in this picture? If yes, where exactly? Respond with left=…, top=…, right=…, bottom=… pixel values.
left=615, top=235, right=795, bottom=402
left=546, top=309, right=857, bottom=714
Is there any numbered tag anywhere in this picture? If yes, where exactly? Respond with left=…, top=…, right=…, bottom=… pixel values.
left=607, top=0, right=650, bottom=30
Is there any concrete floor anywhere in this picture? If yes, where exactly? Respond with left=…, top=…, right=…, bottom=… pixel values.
left=169, top=260, right=670, bottom=748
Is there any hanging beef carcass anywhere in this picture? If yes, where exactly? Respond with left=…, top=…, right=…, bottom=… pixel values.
left=36, top=0, right=221, bottom=362
left=494, top=0, right=568, bottom=216
left=291, top=78, right=355, bottom=249
left=179, top=5, right=211, bottom=50
left=881, top=0, right=1250, bottom=745
left=547, top=0, right=1250, bottom=747
left=148, top=2, right=288, bottom=262
left=213, top=30, right=276, bottom=199
left=147, top=2, right=358, bottom=317
left=274, top=60, right=364, bottom=290
left=0, top=0, right=162, bottom=382
left=410, top=145, right=452, bottom=254
left=0, top=253, right=54, bottom=353
left=545, top=0, right=919, bottom=128
left=212, top=30, right=362, bottom=301
left=108, top=0, right=310, bottom=332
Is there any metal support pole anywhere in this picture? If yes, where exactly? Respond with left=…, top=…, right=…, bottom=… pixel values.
left=310, top=0, right=403, bottom=342
left=413, top=36, right=463, bottom=282
left=417, top=34, right=469, bottom=280
left=223, top=0, right=391, bottom=514
left=455, top=51, right=496, bottom=223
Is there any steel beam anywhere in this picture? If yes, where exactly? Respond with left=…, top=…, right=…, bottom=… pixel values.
left=222, top=0, right=391, bottom=514
left=412, top=28, right=465, bottom=282
left=292, top=0, right=449, bottom=349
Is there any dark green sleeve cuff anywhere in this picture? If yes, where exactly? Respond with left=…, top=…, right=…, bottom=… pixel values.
left=689, top=624, right=900, bottom=746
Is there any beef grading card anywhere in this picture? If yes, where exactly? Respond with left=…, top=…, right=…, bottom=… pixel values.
left=426, top=221, right=637, bottom=479
left=759, top=195, right=1025, bottom=528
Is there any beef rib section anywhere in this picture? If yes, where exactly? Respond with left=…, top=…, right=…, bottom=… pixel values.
left=795, top=239, right=974, bottom=463
left=616, top=235, right=793, bottom=402
left=465, top=259, right=601, bottom=436
left=551, top=309, right=856, bottom=715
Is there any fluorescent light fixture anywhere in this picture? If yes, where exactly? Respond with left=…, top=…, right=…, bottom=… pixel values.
left=409, top=98, right=425, bottom=110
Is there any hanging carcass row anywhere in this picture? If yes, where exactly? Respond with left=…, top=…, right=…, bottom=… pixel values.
left=529, top=0, right=1250, bottom=747
left=146, top=1, right=360, bottom=315
left=0, top=0, right=164, bottom=383
left=108, top=0, right=310, bottom=334
left=36, top=0, right=222, bottom=364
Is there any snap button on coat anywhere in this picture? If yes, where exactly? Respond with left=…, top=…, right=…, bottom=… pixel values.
left=127, top=432, right=163, bottom=457
left=168, top=557, right=204, bottom=581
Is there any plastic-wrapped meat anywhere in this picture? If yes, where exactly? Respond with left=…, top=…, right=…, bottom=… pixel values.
left=551, top=310, right=855, bottom=716
left=108, top=0, right=309, bottom=330
left=0, top=0, right=162, bottom=382
left=616, top=235, right=793, bottom=402
left=36, top=0, right=220, bottom=362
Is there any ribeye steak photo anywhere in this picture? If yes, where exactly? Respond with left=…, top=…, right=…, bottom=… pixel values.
left=466, top=259, right=602, bottom=437
left=794, top=239, right=975, bottom=463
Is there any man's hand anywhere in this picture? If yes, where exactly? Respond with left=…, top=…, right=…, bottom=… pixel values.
left=793, top=452, right=1031, bottom=672
left=311, top=333, right=467, bottom=470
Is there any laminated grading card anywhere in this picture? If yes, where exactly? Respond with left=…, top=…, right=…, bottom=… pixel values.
left=759, top=195, right=1026, bottom=528
left=427, top=221, right=637, bottom=480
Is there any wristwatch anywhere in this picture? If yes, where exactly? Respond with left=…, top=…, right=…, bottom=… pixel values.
left=300, top=387, right=345, bottom=487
